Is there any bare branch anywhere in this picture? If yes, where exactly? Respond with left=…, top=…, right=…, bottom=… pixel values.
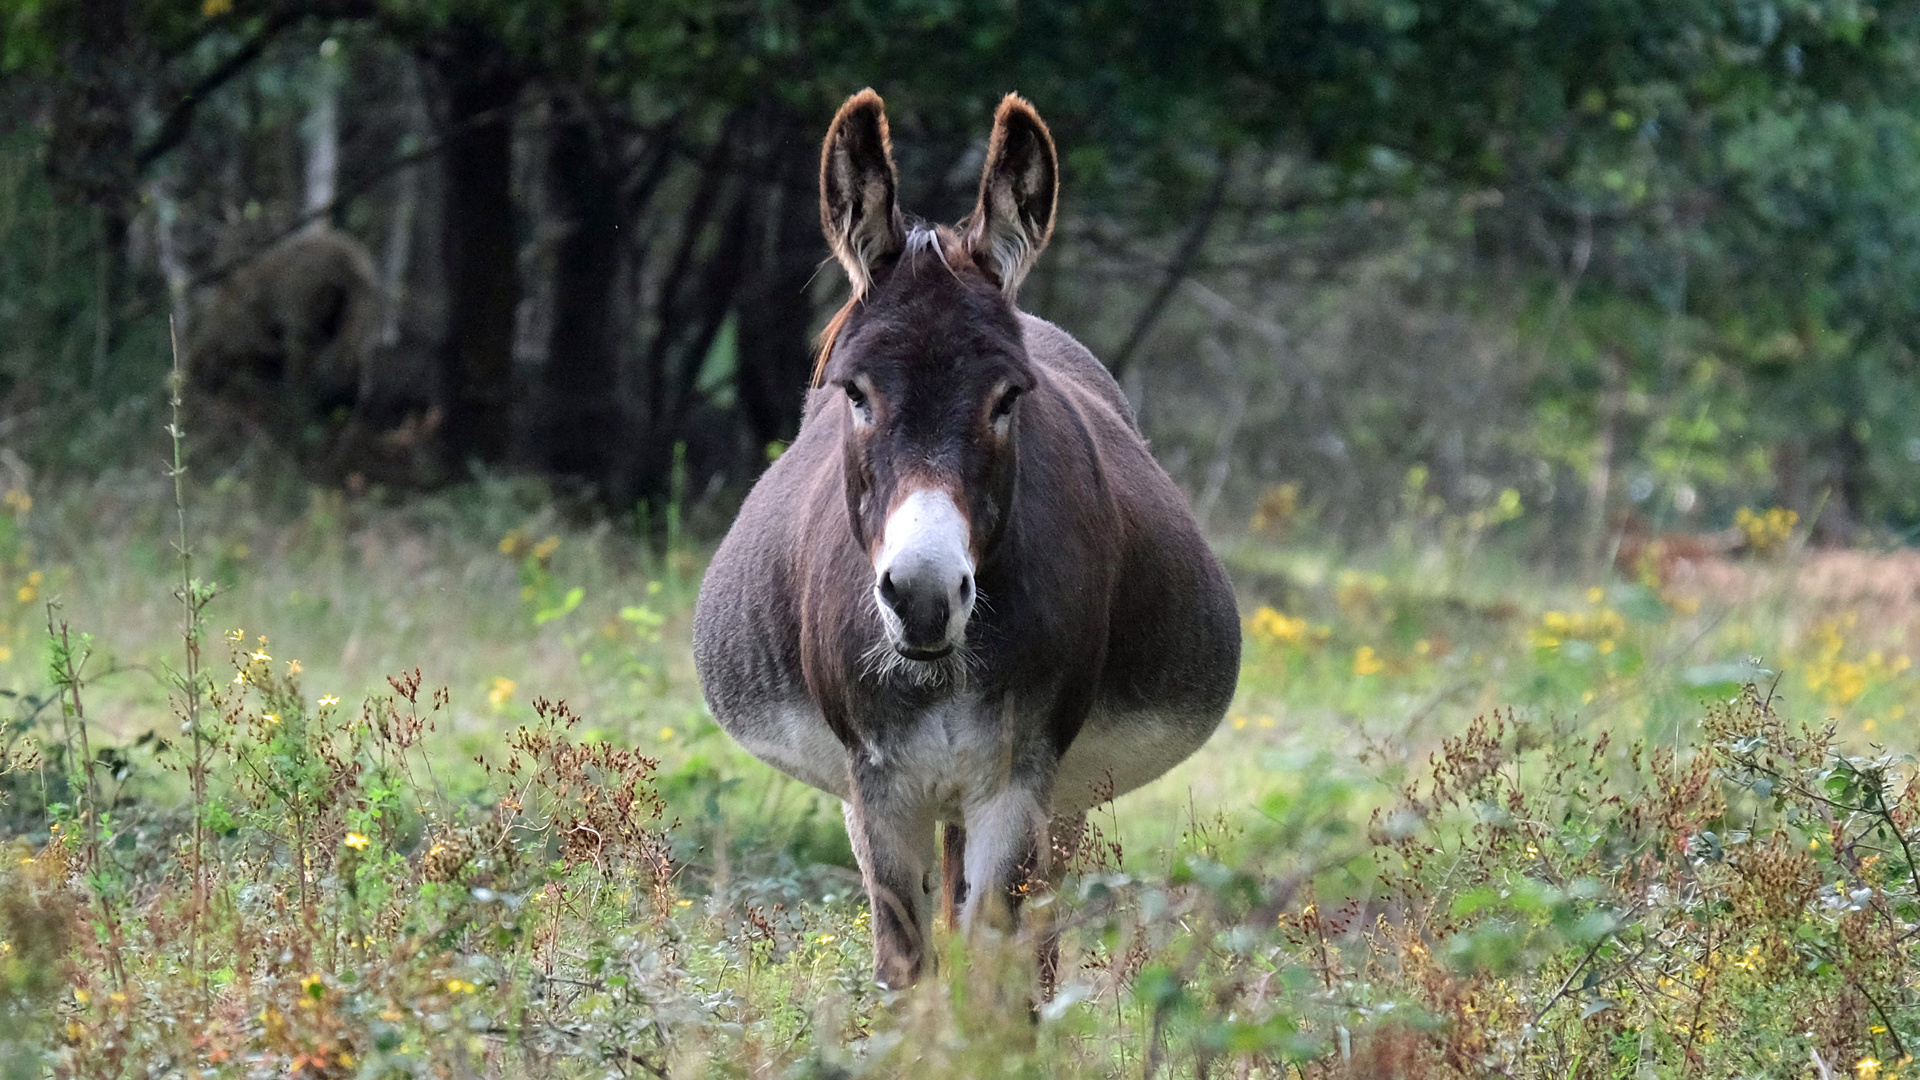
left=1108, top=157, right=1233, bottom=378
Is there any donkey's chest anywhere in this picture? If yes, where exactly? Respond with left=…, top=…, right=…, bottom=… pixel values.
left=728, top=692, right=1015, bottom=815
left=865, top=694, right=1017, bottom=814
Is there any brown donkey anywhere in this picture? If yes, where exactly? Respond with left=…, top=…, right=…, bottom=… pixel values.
left=693, top=90, right=1240, bottom=989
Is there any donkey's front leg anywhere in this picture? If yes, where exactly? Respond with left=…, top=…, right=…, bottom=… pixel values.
left=961, top=781, right=1088, bottom=1003
left=959, top=779, right=1053, bottom=936
left=844, top=774, right=937, bottom=989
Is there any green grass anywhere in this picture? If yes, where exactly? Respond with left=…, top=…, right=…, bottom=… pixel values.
left=4, top=469, right=1920, bottom=1078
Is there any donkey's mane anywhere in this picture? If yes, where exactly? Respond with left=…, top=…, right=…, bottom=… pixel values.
left=810, top=222, right=971, bottom=387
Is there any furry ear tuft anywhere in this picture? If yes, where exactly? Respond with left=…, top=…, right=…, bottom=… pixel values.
left=965, top=94, right=1058, bottom=297
left=820, top=88, right=905, bottom=296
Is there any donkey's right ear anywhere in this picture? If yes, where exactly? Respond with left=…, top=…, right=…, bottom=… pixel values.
left=820, top=89, right=905, bottom=297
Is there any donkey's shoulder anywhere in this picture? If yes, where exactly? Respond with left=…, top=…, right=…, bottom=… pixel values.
left=1017, top=313, right=1138, bottom=434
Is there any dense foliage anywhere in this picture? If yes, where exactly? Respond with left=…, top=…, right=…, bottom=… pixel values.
left=0, top=1, right=1917, bottom=537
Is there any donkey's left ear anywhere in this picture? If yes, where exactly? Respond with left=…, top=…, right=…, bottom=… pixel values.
left=821, top=88, right=905, bottom=298
left=965, top=94, right=1058, bottom=297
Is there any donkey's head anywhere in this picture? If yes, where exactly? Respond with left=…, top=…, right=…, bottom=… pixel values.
left=815, top=90, right=1058, bottom=664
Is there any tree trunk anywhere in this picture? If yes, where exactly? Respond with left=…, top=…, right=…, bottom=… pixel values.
left=537, top=96, right=623, bottom=483
left=379, top=59, right=426, bottom=350
left=733, top=113, right=817, bottom=453
left=618, top=118, right=746, bottom=500
left=303, top=38, right=342, bottom=223
left=1828, top=403, right=1871, bottom=545
left=629, top=181, right=751, bottom=500
left=430, top=39, right=519, bottom=467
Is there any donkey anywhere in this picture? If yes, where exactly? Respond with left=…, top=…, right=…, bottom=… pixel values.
left=693, top=90, right=1241, bottom=990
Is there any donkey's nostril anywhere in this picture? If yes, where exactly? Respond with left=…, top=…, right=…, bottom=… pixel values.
left=958, top=574, right=974, bottom=605
left=878, top=571, right=899, bottom=607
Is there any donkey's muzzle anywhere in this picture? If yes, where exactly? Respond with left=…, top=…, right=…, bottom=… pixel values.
left=874, top=488, right=977, bottom=659
left=879, top=567, right=974, bottom=657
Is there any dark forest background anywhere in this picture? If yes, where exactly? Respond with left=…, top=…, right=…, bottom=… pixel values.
left=3, top=0, right=1919, bottom=554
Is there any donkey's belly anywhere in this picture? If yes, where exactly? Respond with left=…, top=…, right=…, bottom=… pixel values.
left=1052, top=707, right=1224, bottom=815
left=721, top=699, right=851, bottom=800
left=724, top=693, right=1021, bottom=817
left=714, top=689, right=1222, bottom=817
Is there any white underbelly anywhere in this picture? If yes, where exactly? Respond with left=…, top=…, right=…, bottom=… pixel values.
left=727, top=700, right=850, bottom=798
left=723, top=698, right=1220, bottom=817
left=725, top=695, right=1013, bottom=815
left=1053, top=709, right=1221, bottom=815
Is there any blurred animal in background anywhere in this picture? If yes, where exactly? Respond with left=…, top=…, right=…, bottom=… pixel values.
left=185, top=225, right=442, bottom=485
left=187, top=224, right=380, bottom=422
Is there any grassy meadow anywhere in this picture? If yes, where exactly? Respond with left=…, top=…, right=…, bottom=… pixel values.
left=4, top=466, right=1920, bottom=1079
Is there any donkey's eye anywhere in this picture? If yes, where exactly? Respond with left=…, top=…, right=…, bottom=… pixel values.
left=990, top=387, right=1022, bottom=421
left=844, top=381, right=873, bottom=424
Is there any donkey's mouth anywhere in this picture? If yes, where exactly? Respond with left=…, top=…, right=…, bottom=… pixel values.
left=895, top=643, right=955, bottom=662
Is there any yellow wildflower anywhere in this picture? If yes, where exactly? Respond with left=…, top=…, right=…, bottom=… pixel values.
left=488, top=676, right=517, bottom=708
left=445, top=979, right=477, bottom=994
left=1735, top=506, right=1798, bottom=552
left=343, top=832, right=370, bottom=851
left=1247, top=606, right=1310, bottom=645
left=318, top=694, right=340, bottom=707
left=531, top=535, right=562, bottom=561
left=250, top=650, right=271, bottom=663
left=1856, top=1057, right=1880, bottom=1080
left=1353, top=646, right=1384, bottom=676
left=659, top=727, right=676, bottom=741
left=1249, top=482, right=1300, bottom=534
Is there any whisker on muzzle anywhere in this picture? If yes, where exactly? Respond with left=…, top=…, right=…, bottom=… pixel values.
left=860, top=587, right=976, bottom=690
